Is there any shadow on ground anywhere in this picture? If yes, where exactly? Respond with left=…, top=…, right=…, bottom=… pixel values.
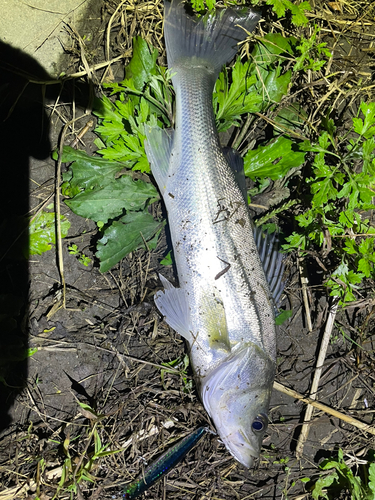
left=0, top=41, right=92, bottom=430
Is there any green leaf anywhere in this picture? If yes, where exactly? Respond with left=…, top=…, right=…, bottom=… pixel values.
left=368, top=463, right=375, bottom=496
left=160, top=251, right=173, bottom=266
left=29, top=212, right=70, bottom=256
left=275, top=309, right=293, bottom=325
left=353, top=102, right=375, bottom=138
left=265, top=0, right=311, bottom=26
left=273, top=103, right=307, bottom=135
left=253, top=33, right=295, bottom=66
left=124, top=36, right=158, bottom=91
left=343, top=238, right=357, bottom=255
left=26, top=347, right=38, bottom=358
left=311, top=471, right=338, bottom=500
left=59, top=146, right=126, bottom=191
left=214, top=59, right=262, bottom=132
left=263, top=68, right=291, bottom=103
left=66, top=176, right=158, bottom=224
left=357, top=237, right=375, bottom=278
left=310, top=177, right=337, bottom=207
left=92, top=95, right=125, bottom=122
left=244, top=136, right=305, bottom=180
left=362, top=137, right=375, bottom=175
left=96, top=211, right=163, bottom=272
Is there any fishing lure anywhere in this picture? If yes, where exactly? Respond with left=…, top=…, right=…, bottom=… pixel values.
left=123, top=427, right=207, bottom=499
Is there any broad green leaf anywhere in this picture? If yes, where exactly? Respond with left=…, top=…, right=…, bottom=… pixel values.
left=244, top=136, right=305, bottom=180
left=273, top=103, right=307, bottom=135
left=124, top=36, right=158, bottom=91
left=66, top=176, right=158, bottom=224
left=275, top=309, right=293, bottom=325
left=97, top=211, right=163, bottom=272
left=263, top=68, right=291, bottom=103
left=29, top=212, right=70, bottom=256
left=59, top=146, right=126, bottom=191
left=311, top=472, right=338, bottom=500
left=253, top=33, right=295, bottom=67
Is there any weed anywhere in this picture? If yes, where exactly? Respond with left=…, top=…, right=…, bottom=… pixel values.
left=51, top=402, right=120, bottom=499
left=161, top=354, right=193, bottom=392
left=191, top=0, right=311, bottom=26
left=310, top=449, right=375, bottom=500
left=68, top=244, right=92, bottom=267
left=29, top=211, right=70, bottom=257
left=283, top=104, right=375, bottom=304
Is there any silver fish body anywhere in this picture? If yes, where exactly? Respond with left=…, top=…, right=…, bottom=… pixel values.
left=145, top=0, right=279, bottom=467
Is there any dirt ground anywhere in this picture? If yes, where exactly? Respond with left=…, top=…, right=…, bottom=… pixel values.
left=0, top=1, right=375, bottom=499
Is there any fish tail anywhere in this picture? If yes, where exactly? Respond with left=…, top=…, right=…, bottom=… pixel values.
left=164, top=0, right=260, bottom=77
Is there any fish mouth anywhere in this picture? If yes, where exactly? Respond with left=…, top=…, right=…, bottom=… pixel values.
left=219, top=429, right=260, bottom=468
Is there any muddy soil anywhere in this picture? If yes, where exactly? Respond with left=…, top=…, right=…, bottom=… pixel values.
left=0, top=1, right=375, bottom=499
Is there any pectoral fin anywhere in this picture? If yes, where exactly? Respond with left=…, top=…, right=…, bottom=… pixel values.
left=154, top=274, right=193, bottom=343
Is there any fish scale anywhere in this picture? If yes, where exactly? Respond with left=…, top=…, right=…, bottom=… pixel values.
left=145, top=0, right=281, bottom=468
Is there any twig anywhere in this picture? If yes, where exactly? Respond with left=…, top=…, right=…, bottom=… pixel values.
left=70, top=119, right=94, bottom=148
left=55, top=114, right=90, bottom=311
left=298, top=254, right=313, bottom=332
left=274, top=379, right=375, bottom=436
left=295, top=296, right=339, bottom=458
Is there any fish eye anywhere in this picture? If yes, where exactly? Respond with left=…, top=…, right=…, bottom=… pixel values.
left=251, top=414, right=268, bottom=433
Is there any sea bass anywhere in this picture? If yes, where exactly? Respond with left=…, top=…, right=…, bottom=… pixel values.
left=145, top=0, right=282, bottom=467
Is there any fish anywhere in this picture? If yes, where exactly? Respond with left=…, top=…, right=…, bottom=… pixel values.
left=145, top=0, right=283, bottom=468
left=123, top=427, right=207, bottom=499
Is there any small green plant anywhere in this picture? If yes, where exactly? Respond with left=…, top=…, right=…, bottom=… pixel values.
left=29, top=211, right=70, bottom=256
left=161, top=355, right=193, bottom=392
left=293, top=26, right=331, bottom=72
left=191, top=0, right=311, bottom=26
left=283, top=103, right=375, bottom=304
left=50, top=402, right=120, bottom=499
left=310, top=449, right=375, bottom=500
left=68, top=244, right=92, bottom=267
left=160, top=251, right=173, bottom=266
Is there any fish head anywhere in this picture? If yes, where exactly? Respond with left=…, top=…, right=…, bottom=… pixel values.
left=200, top=342, right=275, bottom=468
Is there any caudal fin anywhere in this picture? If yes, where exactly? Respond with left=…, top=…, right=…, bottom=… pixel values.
left=164, top=0, right=260, bottom=77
